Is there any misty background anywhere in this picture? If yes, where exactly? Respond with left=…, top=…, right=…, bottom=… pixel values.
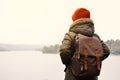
left=0, top=0, right=120, bottom=45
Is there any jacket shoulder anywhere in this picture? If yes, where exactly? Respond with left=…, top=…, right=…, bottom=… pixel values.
left=93, top=33, right=101, bottom=40
left=65, top=32, right=76, bottom=40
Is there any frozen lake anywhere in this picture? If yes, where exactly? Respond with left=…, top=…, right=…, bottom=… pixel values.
left=0, top=51, right=119, bottom=80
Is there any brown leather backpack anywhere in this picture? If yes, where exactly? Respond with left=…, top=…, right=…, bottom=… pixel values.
left=70, top=34, right=103, bottom=77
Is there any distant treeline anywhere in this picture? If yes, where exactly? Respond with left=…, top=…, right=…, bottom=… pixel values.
left=42, top=39, right=120, bottom=55
left=105, top=39, right=120, bottom=55
left=42, top=44, right=60, bottom=53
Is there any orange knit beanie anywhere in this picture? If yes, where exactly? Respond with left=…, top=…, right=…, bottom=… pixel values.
left=72, top=8, right=90, bottom=21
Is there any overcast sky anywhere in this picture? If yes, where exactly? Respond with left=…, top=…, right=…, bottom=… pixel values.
left=0, top=0, right=120, bottom=45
